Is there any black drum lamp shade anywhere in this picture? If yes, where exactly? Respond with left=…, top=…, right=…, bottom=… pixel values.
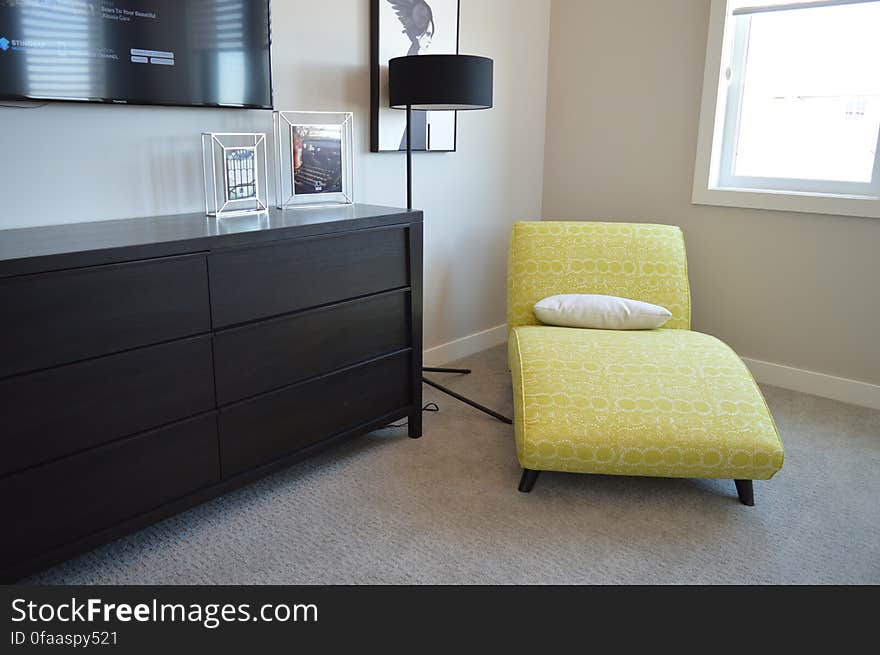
left=389, top=54, right=495, bottom=211
left=389, top=55, right=494, bottom=111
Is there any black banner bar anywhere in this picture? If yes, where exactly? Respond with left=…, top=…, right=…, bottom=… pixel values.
left=0, top=585, right=866, bottom=652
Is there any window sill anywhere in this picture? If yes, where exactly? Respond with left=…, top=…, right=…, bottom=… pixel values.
left=691, top=186, right=880, bottom=219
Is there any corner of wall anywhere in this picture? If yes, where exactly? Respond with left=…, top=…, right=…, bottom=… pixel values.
left=539, top=0, right=560, bottom=222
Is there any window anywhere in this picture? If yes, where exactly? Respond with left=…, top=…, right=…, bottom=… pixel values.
left=693, top=0, right=880, bottom=218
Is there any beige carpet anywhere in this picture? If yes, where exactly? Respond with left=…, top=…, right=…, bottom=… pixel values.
left=25, top=345, right=880, bottom=584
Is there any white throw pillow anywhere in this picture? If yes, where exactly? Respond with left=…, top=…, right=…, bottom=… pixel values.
left=533, top=294, right=672, bottom=330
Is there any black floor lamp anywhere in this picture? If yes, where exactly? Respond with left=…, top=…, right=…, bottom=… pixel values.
left=389, top=54, right=512, bottom=425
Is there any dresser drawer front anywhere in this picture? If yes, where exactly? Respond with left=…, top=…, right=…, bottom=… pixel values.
left=0, top=414, right=220, bottom=567
left=0, top=255, right=210, bottom=378
left=208, top=227, right=409, bottom=328
left=219, top=351, right=411, bottom=477
left=0, top=336, right=215, bottom=477
left=214, top=290, right=410, bottom=405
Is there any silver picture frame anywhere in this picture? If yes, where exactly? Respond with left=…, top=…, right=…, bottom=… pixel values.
left=274, top=111, right=354, bottom=209
left=202, top=132, right=270, bottom=218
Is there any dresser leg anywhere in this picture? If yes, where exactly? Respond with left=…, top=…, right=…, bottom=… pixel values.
left=408, top=410, right=423, bottom=439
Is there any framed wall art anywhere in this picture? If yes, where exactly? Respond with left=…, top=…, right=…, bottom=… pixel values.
left=201, top=132, right=269, bottom=218
left=274, top=111, right=354, bottom=209
left=370, top=0, right=460, bottom=153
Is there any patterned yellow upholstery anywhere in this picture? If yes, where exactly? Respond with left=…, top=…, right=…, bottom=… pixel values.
left=509, top=327, right=784, bottom=479
left=508, top=221, right=692, bottom=332
left=507, top=221, right=783, bottom=485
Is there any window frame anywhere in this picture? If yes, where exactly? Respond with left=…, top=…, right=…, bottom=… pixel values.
left=692, top=0, right=880, bottom=218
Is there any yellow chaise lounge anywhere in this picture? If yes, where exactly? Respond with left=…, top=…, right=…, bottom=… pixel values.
left=507, top=221, right=784, bottom=505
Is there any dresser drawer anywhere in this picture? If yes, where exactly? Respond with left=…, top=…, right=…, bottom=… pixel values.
left=219, top=351, right=411, bottom=477
left=214, top=289, right=410, bottom=405
left=0, top=413, right=220, bottom=567
left=0, top=255, right=210, bottom=378
left=0, top=336, right=215, bottom=477
left=208, top=227, right=409, bottom=328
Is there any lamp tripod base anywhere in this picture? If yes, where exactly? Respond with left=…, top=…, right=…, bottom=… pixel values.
left=422, top=368, right=513, bottom=425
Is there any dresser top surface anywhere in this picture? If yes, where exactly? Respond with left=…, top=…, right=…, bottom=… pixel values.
left=0, top=204, right=421, bottom=278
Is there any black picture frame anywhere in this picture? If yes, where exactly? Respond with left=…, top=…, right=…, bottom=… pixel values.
left=370, top=0, right=461, bottom=153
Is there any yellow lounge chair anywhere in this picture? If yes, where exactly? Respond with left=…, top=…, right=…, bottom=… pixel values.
left=507, top=221, right=784, bottom=505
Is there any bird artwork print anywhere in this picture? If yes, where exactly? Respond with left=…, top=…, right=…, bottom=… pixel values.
left=387, top=0, right=436, bottom=56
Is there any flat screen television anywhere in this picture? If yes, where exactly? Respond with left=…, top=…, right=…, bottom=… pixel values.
left=0, top=0, right=272, bottom=109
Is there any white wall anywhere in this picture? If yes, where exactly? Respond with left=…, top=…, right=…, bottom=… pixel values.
left=543, top=0, right=880, bottom=387
left=0, top=0, right=552, bottom=353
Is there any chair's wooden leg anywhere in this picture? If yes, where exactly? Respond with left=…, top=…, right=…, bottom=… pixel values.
left=518, top=469, right=540, bottom=493
left=734, top=479, right=754, bottom=506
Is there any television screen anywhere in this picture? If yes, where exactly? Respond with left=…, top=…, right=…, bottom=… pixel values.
left=0, top=0, right=272, bottom=109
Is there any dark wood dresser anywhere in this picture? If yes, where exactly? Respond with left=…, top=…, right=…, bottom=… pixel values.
left=0, top=204, right=423, bottom=581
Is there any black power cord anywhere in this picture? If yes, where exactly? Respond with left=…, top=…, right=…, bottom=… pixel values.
left=386, top=402, right=440, bottom=429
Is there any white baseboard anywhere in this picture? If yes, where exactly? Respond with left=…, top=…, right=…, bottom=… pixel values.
left=743, top=357, right=880, bottom=411
left=423, top=324, right=508, bottom=367
left=423, top=326, right=880, bottom=411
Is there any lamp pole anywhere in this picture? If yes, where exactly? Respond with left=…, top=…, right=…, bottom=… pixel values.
left=406, top=105, right=511, bottom=425
left=406, top=104, right=413, bottom=211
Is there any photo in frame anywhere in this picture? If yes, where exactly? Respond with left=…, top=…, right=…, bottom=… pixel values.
left=274, top=111, right=354, bottom=208
left=292, top=124, right=344, bottom=196
left=370, top=0, right=460, bottom=153
left=201, top=132, right=269, bottom=217
left=225, top=148, right=258, bottom=201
